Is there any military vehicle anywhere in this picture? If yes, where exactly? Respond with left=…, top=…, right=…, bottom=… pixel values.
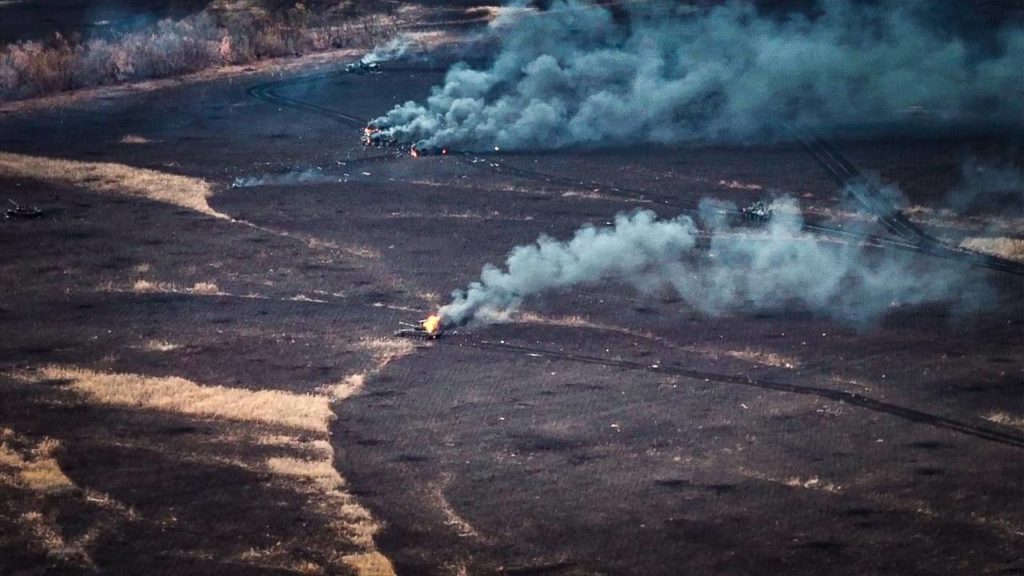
left=394, top=316, right=443, bottom=339
left=5, top=199, right=42, bottom=220
left=410, top=140, right=447, bottom=157
left=741, top=200, right=773, bottom=223
left=345, top=60, right=380, bottom=74
left=362, top=125, right=397, bottom=147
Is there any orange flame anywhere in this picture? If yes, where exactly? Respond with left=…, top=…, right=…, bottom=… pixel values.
left=410, top=147, right=419, bottom=158
left=421, top=314, right=442, bottom=336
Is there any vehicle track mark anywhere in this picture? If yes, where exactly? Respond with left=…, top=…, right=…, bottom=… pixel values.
left=457, top=339, right=1024, bottom=449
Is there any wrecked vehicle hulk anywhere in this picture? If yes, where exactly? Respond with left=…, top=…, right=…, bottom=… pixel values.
left=410, top=140, right=448, bottom=157
left=361, top=124, right=396, bottom=147
left=345, top=60, right=380, bottom=74
left=741, top=200, right=773, bottom=223
left=394, top=315, right=443, bottom=339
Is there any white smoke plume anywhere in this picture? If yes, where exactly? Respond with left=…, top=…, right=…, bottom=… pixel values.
left=439, top=198, right=990, bottom=326
left=360, top=34, right=416, bottom=64
left=231, top=168, right=334, bottom=188
left=949, top=156, right=1024, bottom=213
left=371, top=0, right=1024, bottom=150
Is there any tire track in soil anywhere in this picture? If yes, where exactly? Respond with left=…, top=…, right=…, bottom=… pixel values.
left=455, top=339, right=1024, bottom=449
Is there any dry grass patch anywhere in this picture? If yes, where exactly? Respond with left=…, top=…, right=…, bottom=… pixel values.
left=238, top=546, right=325, bottom=575
left=0, top=430, right=75, bottom=494
left=323, top=338, right=414, bottom=401
left=361, top=337, right=415, bottom=365
left=32, top=366, right=333, bottom=432
left=268, top=457, right=343, bottom=491
left=130, top=279, right=223, bottom=296
left=326, top=374, right=366, bottom=402
left=0, top=429, right=99, bottom=566
left=960, top=237, right=1024, bottom=263
left=984, top=411, right=1024, bottom=432
left=343, top=552, right=396, bottom=576
left=190, top=281, right=221, bottom=295
left=0, top=5, right=402, bottom=103
left=740, top=468, right=842, bottom=494
left=0, top=151, right=225, bottom=218
left=141, top=339, right=179, bottom=352
left=20, top=510, right=94, bottom=566
left=722, top=348, right=798, bottom=369
left=16, top=369, right=394, bottom=573
left=516, top=311, right=604, bottom=329
left=118, top=135, right=153, bottom=144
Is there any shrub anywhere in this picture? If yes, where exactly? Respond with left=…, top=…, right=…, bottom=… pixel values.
left=0, top=5, right=399, bottom=102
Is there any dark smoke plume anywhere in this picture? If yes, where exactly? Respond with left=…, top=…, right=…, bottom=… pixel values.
left=371, top=0, right=1023, bottom=150
left=439, top=198, right=991, bottom=326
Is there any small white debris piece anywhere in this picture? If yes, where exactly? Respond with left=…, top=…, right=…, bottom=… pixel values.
left=361, top=171, right=371, bottom=176
left=740, top=403, right=749, bottom=410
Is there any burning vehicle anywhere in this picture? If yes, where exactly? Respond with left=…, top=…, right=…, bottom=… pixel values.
left=362, top=123, right=397, bottom=147
left=741, top=200, right=773, bottom=223
left=410, top=140, right=448, bottom=157
left=394, top=314, right=444, bottom=339
left=345, top=60, right=380, bottom=74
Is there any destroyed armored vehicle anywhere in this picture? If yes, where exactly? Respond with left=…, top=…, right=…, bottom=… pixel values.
left=741, top=200, right=773, bottom=223
left=361, top=126, right=397, bottom=147
left=410, top=140, right=447, bottom=157
left=345, top=60, right=380, bottom=74
left=394, top=316, right=443, bottom=340
left=5, top=199, right=42, bottom=220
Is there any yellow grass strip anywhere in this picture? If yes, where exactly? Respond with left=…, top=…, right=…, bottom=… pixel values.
left=324, top=338, right=415, bottom=401
left=267, top=457, right=343, bottom=491
left=960, top=237, right=1024, bottom=263
left=35, top=367, right=332, bottom=432
left=0, top=431, right=75, bottom=494
left=984, top=411, right=1024, bottom=433
left=0, top=151, right=226, bottom=218
left=343, top=552, right=396, bottom=576
left=722, top=348, right=799, bottom=369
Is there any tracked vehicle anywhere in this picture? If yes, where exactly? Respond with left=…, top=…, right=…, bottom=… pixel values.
left=741, top=200, right=773, bottom=223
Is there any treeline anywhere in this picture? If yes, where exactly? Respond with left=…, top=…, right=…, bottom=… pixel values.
left=0, top=1, right=401, bottom=102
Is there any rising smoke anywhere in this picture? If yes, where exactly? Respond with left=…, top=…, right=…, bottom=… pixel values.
left=949, top=156, right=1024, bottom=213
left=371, top=0, right=1023, bottom=150
left=360, top=33, right=417, bottom=64
left=439, top=198, right=990, bottom=327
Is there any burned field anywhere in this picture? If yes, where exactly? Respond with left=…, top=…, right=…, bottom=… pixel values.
left=1, top=8, right=1024, bottom=576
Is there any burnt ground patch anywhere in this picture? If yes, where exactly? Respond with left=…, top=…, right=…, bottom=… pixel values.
left=0, top=50, right=1022, bottom=575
